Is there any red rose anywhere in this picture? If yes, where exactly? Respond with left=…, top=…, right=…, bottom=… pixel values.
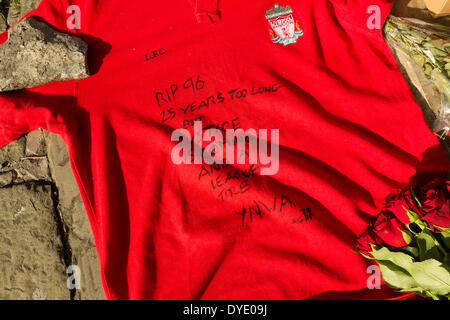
left=384, top=188, right=421, bottom=224
left=356, top=229, right=382, bottom=255
left=372, top=211, right=412, bottom=247
left=420, top=179, right=450, bottom=231
left=418, top=176, right=448, bottom=193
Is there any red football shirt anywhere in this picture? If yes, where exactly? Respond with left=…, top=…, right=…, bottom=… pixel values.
left=0, top=0, right=449, bottom=299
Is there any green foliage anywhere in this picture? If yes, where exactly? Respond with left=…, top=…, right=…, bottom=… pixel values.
left=409, top=259, right=450, bottom=296
left=376, top=260, right=417, bottom=290
left=364, top=223, right=450, bottom=299
left=384, top=16, right=450, bottom=140
left=371, top=246, right=415, bottom=270
left=416, top=229, right=443, bottom=261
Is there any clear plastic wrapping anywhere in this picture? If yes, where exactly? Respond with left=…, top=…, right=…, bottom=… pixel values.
left=384, top=16, right=450, bottom=139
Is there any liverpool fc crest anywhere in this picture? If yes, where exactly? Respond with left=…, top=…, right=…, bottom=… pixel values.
left=265, top=3, right=303, bottom=46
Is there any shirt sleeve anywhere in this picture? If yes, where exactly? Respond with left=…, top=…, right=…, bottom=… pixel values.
left=0, top=0, right=80, bottom=148
left=0, top=84, right=77, bottom=148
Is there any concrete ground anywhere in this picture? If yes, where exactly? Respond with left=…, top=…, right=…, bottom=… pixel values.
left=0, top=130, right=105, bottom=300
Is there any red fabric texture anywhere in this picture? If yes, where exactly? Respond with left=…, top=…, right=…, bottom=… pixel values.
left=0, top=0, right=449, bottom=299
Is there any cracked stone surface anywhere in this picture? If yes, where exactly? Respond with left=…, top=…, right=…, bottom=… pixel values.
left=0, top=12, right=6, bottom=33
left=0, top=17, right=89, bottom=92
left=0, top=183, right=68, bottom=300
left=0, top=131, right=105, bottom=300
left=44, top=131, right=105, bottom=300
left=5, top=0, right=41, bottom=27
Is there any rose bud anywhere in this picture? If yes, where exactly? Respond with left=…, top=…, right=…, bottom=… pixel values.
left=421, top=180, right=450, bottom=231
left=418, top=176, right=448, bottom=192
left=384, top=188, right=421, bottom=224
left=372, top=211, right=412, bottom=247
left=355, top=229, right=382, bottom=256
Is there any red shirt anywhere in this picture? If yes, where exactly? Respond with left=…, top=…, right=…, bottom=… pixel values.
left=1, top=0, right=449, bottom=299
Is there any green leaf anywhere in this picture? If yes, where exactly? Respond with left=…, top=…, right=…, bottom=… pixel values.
left=437, top=226, right=450, bottom=234
left=409, top=259, right=450, bottom=296
left=401, top=230, right=413, bottom=244
left=406, top=209, right=420, bottom=223
left=438, top=232, right=450, bottom=264
left=399, top=287, right=426, bottom=297
left=416, top=229, right=442, bottom=261
left=376, top=260, right=418, bottom=290
left=371, top=246, right=419, bottom=290
left=394, top=245, right=419, bottom=259
left=353, top=249, right=375, bottom=260
left=371, top=246, right=415, bottom=271
left=416, top=219, right=428, bottom=231
left=439, top=232, right=450, bottom=250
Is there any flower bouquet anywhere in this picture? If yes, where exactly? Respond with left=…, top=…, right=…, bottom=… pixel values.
left=384, top=16, right=450, bottom=140
left=356, top=174, right=450, bottom=299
